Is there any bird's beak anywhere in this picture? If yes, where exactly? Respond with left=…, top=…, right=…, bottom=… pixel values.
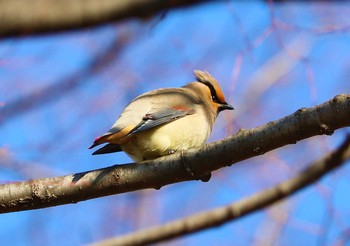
left=219, top=103, right=234, bottom=111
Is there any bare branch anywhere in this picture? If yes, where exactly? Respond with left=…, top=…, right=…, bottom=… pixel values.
left=92, top=136, right=350, bottom=246
left=0, top=94, right=349, bottom=213
left=0, top=0, right=212, bottom=37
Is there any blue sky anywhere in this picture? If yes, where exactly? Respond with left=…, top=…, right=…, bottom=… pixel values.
left=1, top=1, right=350, bottom=245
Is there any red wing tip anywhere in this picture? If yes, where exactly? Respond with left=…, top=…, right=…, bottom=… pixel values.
left=172, top=105, right=195, bottom=114
left=172, top=105, right=190, bottom=111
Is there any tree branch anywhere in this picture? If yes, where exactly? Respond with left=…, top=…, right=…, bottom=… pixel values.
left=0, top=94, right=349, bottom=213
left=0, top=0, right=212, bottom=38
left=92, top=136, right=350, bottom=246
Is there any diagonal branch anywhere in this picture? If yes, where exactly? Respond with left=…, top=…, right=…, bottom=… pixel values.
left=92, top=136, right=350, bottom=246
left=0, top=0, right=213, bottom=37
left=0, top=94, right=349, bottom=213
left=1, top=25, right=141, bottom=123
left=0, top=31, right=132, bottom=123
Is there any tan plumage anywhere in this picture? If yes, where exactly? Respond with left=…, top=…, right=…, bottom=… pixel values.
left=89, top=70, right=233, bottom=163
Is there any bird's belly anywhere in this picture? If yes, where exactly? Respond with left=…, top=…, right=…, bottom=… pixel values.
left=121, top=114, right=211, bottom=162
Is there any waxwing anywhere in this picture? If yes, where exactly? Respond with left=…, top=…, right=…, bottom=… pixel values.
left=89, top=70, right=233, bottom=168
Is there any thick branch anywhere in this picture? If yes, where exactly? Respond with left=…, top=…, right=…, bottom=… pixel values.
left=0, top=0, right=211, bottom=37
left=0, top=94, right=349, bottom=213
left=92, top=136, right=350, bottom=246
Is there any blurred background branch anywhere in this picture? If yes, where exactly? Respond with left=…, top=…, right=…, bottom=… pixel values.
left=92, top=135, right=350, bottom=246
left=0, top=32, right=132, bottom=123
left=0, top=0, right=213, bottom=37
left=1, top=1, right=350, bottom=245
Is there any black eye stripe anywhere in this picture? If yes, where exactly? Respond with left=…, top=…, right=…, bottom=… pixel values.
left=200, top=81, right=223, bottom=104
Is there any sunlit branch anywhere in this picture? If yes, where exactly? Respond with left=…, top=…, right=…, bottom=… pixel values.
left=92, top=136, right=350, bottom=246
left=0, top=94, right=349, bottom=213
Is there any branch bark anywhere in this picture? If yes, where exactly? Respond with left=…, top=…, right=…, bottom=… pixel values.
left=91, top=136, right=350, bottom=246
left=0, top=94, right=349, bottom=213
left=0, top=0, right=212, bottom=37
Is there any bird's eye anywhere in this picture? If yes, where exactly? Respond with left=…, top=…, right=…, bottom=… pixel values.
left=212, top=95, right=219, bottom=103
left=201, top=80, right=222, bottom=104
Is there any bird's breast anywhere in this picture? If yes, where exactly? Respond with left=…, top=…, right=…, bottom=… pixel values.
left=121, top=111, right=212, bottom=162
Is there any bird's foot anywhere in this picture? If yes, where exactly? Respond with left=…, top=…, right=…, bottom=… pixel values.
left=179, top=150, right=211, bottom=182
left=198, top=173, right=211, bottom=182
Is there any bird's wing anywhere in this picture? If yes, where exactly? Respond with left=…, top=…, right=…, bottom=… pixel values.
left=128, top=106, right=195, bottom=136
left=90, top=106, right=195, bottom=155
left=90, top=87, right=200, bottom=154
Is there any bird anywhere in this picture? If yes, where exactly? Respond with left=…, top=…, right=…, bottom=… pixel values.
left=89, top=70, right=233, bottom=180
